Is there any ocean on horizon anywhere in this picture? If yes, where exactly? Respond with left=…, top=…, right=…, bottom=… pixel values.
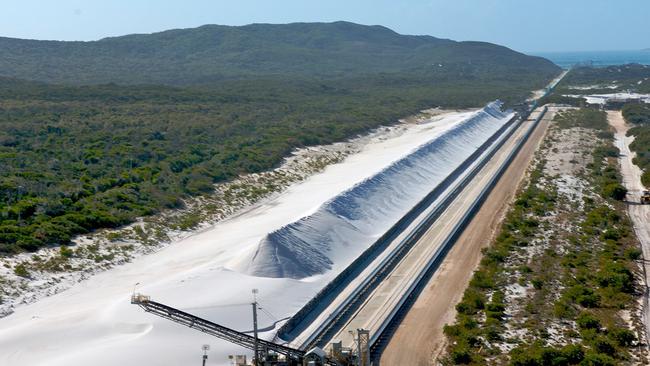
left=532, top=50, right=650, bottom=69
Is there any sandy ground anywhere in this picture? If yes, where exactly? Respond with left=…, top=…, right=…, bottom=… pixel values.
left=380, top=107, right=557, bottom=366
left=0, top=111, right=475, bottom=366
left=609, top=110, right=650, bottom=351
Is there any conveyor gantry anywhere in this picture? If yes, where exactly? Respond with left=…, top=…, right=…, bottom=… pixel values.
left=130, top=294, right=308, bottom=363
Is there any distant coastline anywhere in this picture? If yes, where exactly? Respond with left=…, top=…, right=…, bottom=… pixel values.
left=533, top=50, right=650, bottom=69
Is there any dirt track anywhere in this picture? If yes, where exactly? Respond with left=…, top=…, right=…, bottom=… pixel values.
left=609, top=110, right=650, bottom=349
left=379, top=108, right=557, bottom=365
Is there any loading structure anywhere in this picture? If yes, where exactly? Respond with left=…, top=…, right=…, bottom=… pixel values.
left=130, top=294, right=334, bottom=365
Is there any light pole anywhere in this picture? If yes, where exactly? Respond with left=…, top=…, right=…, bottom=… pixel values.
left=202, top=344, right=210, bottom=366
left=251, top=289, right=259, bottom=366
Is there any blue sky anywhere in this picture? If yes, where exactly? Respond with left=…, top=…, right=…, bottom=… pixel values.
left=2, top=0, right=649, bottom=52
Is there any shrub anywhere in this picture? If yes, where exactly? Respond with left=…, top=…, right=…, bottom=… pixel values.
left=553, top=300, right=575, bottom=319
left=510, top=344, right=585, bottom=366
left=607, top=327, right=635, bottom=347
left=456, top=289, right=486, bottom=315
left=484, top=318, right=502, bottom=341
left=596, top=262, right=634, bottom=293
left=625, top=248, right=642, bottom=260
left=486, top=302, right=506, bottom=312
left=560, top=344, right=585, bottom=364
left=591, top=336, right=616, bottom=356
left=450, top=345, right=472, bottom=364
left=14, top=263, right=30, bottom=277
left=579, top=352, right=615, bottom=366
left=576, top=312, right=600, bottom=330
left=601, top=183, right=627, bottom=201
left=443, top=324, right=461, bottom=337
left=566, top=285, right=601, bottom=308
left=60, top=245, right=74, bottom=259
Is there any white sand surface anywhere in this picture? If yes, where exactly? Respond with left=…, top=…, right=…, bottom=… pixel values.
left=0, top=110, right=474, bottom=366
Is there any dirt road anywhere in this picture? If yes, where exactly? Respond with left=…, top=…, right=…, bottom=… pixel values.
left=379, top=107, right=557, bottom=365
left=608, top=110, right=650, bottom=346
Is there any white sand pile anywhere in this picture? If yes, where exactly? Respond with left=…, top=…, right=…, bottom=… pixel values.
left=233, top=102, right=514, bottom=279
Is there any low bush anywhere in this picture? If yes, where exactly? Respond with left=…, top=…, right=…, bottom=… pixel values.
left=14, top=263, right=30, bottom=277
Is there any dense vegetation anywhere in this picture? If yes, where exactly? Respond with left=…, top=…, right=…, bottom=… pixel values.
left=444, top=109, right=640, bottom=365
left=622, top=104, right=650, bottom=125
left=0, top=67, right=557, bottom=254
left=624, top=104, right=650, bottom=186
left=0, top=21, right=559, bottom=85
left=562, top=64, right=650, bottom=93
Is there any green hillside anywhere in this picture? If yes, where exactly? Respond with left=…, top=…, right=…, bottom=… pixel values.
left=0, top=22, right=561, bottom=253
left=0, top=21, right=558, bottom=85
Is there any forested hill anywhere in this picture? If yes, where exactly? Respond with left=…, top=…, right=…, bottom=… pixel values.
left=0, top=21, right=558, bottom=85
left=0, top=70, right=556, bottom=254
left=0, top=21, right=561, bottom=254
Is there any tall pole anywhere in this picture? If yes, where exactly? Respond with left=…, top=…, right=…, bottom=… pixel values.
left=252, top=289, right=259, bottom=366
left=202, top=344, right=209, bottom=366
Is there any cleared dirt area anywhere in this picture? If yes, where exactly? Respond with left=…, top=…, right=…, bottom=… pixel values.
left=380, top=107, right=558, bottom=365
left=609, top=110, right=650, bottom=348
